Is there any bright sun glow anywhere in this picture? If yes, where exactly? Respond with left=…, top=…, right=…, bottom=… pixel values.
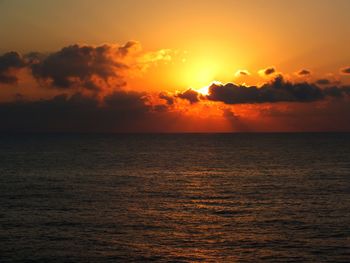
left=196, top=80, right=223, bottom=96
left=183, top=62, right=220, bottom=89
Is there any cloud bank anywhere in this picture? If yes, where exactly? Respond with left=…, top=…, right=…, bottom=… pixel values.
left=30, top=44, right=135, bottom=90
left=206, top=76, right=349, bottom=104
left=1, top=42, right=350, bottom=132
left=0, top=52, right=26, bottom=84
left=0, top=91, right=165, bottom=132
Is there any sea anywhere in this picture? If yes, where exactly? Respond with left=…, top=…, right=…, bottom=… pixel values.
left=0, top=133, right=349, bottom=262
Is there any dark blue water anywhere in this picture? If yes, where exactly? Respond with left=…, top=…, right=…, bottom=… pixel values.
left=0, top=133, right=349, bottom=262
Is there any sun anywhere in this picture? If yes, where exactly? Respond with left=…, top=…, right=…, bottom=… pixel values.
left=196, top=80, right=223, bottom=96
left=183, top=62, right=220, bottom=89
left=179, top=50, right=224, bottom=89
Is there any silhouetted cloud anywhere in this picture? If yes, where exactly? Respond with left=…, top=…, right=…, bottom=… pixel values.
left=176, top=89, right=200, bottom=104
left=104, top=90, right=148, bottom=112
left=235, top=70, right=250, bottom=76
left=340, top=67, right=350, bottom=74
left=153, top=104, right=168, bottom=112
left=0, top=41, right=173, bottom=91
left=2, top=42, right=350, bottom=132
left=0, top=52, right=26, bottom=84
left=30, top=44, right=129, bottom=90
left=322, top=86, right=348, bottom=98
left=0, top=90, right=157, bottom=132
left=262, top=67, right=276, bottom=75
left=315, top=78, right=331, bottom=85
left=117, top=41, right=141, bottom=57
left=298, top=69, right=311, bottom=76
left=257, top=99, right=350, bottom=132
left=206, top=76, right=349, bottom=104
left=159, top=92, right=174, bottom=105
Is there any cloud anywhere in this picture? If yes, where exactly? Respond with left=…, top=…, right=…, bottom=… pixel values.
left=159, top=92, right=174, bottom=105
left=340, top=67, right=350, bottom=74
left=0, top=90, right=158, bottom=132
left=315, top=78, right=331, bottom=85
left=0, top=89, right=233, bottom=132
left=0, top=52, right=26, bottom=84
left=103, top=90, right=148, bottom=112
left=235, top=70, right=250, bottom=77
left=153, top=104, right=169, bottom=112
left=2, top=42, right=350, bottom=132
left=30, top=44, right=129, bottom=90
left=298, top=69, right=311, bottom=76
left=260, top=67, right=276, bottom=76
left=117, top=40, right=141, bottom=57
left=176, top=89, right=200, bottom=104
left=206, top=76, right=349, bottom=104
left=256, top=99, right=350, bottom=132
left=0, top=42, right=172, bottom=91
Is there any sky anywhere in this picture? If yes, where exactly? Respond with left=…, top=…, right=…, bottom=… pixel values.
left=0, top=0, right=350, bottom=132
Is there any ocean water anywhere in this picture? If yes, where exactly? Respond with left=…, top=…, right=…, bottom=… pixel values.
left=0, top=133, right=349, bottom=262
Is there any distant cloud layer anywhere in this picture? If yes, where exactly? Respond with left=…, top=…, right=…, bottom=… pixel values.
left=1, top=43, right=350, bottom=132
left=298, top=69, right=311, bottom=76
left=0, top=42, right=181, bottom=132
left=315, top=78, right=331, bottom=85
left=0, top=52, right=26, bottom=84
left=0, top=91, right=159, bottom=132
left=30, top=44, right=132, bottom=90
left=341, top=67, right=350, bottom=74
left=206, top=76, right=349, bottom=104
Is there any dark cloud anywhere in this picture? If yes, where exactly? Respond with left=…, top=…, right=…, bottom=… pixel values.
left=207, top=76, right=349, bottom=104
left=2, top=41, right=350, bottom=132
left=117, top=41, right=141, bottom=57
left=159, top=92, right=174, bottom=105
left=24, top=52, right=47, bottom=64
left=257, top=99, right=350, bottom=132
left=0, top=91, right=157, bottom=132
left=236, top=70, right=249, bottom=76
left=315, top=78, right=331, bottom=85
left=263, top=67, right=276, bottom=75
left=323, top=85, right=350, bottom=97
left=341, top=67, right=350, bottom=74
left=0, top=52, right=26, bottom=84
left=153, top=104, right=168, bottom=112
left=30, top=44, right=128, bottom=90
left=298, top=69, right=311, bottom=76
left=240, top=71, right=248, bottom=76
left=176, top=89, right=200, bottom=104
left=103, top=90, right=148, bottom=112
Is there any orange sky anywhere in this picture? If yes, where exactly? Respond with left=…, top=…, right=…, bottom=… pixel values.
left=0, top=0, right=350, bottom=132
